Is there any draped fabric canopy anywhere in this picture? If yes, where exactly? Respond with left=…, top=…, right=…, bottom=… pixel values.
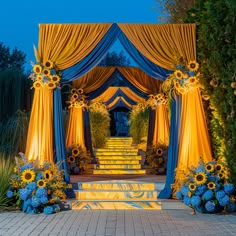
left=107, top=97, right=133, bottom=110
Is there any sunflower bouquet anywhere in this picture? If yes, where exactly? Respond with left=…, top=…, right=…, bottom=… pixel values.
left=146, top=93, right=168, bottom=110
left=29, top=60, right=61, bottom=90
left=175, top=159, right=236, bottom=213
left=6, top=153, right=72, bottom=214
left=162, top=58, right=200, bottom=96
left=66, top=88, right=88, bottom=109
left=67, top=145, right=92, bottom=174
left=146, top=144, right=168, bottom=174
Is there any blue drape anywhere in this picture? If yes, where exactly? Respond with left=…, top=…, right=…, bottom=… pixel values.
left=158, top=96, right=181, bottom=199
left=83, top=109, right=93, bottom=155
left=118, top=31, right=171, bottom=80
left=53, top=89, right=70, bottom=183
left=147, top=109, right=156, bottom=148
left=108, top=99, right=132, bottom=111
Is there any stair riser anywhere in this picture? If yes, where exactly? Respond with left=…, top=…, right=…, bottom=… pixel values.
left=96, top=152, right=138, bottom=156
left=75, top=191, right=158, bottom=200
left=96, top=148, right=138, bottom=152
left=93, top=169, right=146, bottom=174
left=96, top=156, right=142, bottom=160
left=98, top=164, right=141, bottom=169
left=99, top=160, right=140, bottom=164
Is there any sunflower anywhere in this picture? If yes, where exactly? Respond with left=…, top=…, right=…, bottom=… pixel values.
left=37, top=179, right=47, bottom=188
left=50, top=75, right=60, bottom=83
left=174, top=81, right=180, bottom=90
left=174, top=70, right=183, bottom=80
left=43, top=68, right=50, bottom=76
left=193, top=172, right=207, bottom=185
left=189, top=183, right=196, bottom=191
left=36, top=75, right=44, bottom=81
left=218, top=172, right=225, bottom=179
left=215, top=164, right=223, bottom=172
left=80, top=97, right=85, bottom=102
left=72, top=147, right=80, bottom=156
left=71, top=88, right=77, bottom=94
left=78, top=88, right=84, bottom=94
left=188, top=76, right=197, bottom=85
left=202, top=94, right=210, bottom=101
left=187, top=60, right=199, bottom=72
left=33, top=64, right=42, bottom=74
left=205, top=163, right=214, bottom=173
left=72, top=94, right=79, bottom=101
left=33, top=81, right=43, bottom=89
left=44, top=60, right=53, bottom=69
left=67, top=156, right=75, bottom=163
left=21, top=169, right=36, bottom=183
left=207, top=182, right=216, bottom=190
left=149, top=94, right=155, bottom=99
left=46, top=82, right=57, bottom=90
left=156, top=148, right=163, bottom=156
left=44, top=170, right=53, bottom=181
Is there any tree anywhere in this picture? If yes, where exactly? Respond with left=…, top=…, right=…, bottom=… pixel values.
left=156, top=0, right=196, bottom=23
left=99, top=51, right=131, bottom=67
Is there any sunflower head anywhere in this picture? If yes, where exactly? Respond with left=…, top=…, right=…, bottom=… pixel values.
left=44, top=170, right=53, bottom=181
left=44, top=60, right=53, bottom=69
left=36, top=75, right=44, bottom=81
left=72, top=94, right=79, bottom=101
left=207, top=182, right=216, bottom=190
left=21, top=169, right=36, bottom=183
left=67, top=156, right=75, bottom=163
left=205, top=164, right=214, bottom=173
left=72, top=148, right=80, bottom=157
left=174, top=81, right=180, bottom=89
left=189, top=76, right=197, bottom=85
left=215, top=164, right=223, bottom=172
left=187, top=60, right=199, bottom=72
left=218, top=172, right=225, bottom=179
left=194, top=172, right=207, bottom=185
left=149, top=94, right=155, bottom=99
left=51, top=75, right=60, bottom=83
left=71, top=88, right=77, bottom=94
left=156, top=148, right=163, bottom=156
left=33, top=64, right=42, bottom=74
left=78, top=88, right=84, bottom=94
left=189, top=183, right=196, bottom=191
left=43, top=68, right=50, bottom=76
left=37, top=179, right=47, bottom=188
left=80, top=97, right=85, bottom=102
left=33, top=81, right=43, bottom=90
left=46, top=82, right=57, bottom=90
left=174, top=70, right=183, bottom=80
left=202, top=94, right=210, bottom=101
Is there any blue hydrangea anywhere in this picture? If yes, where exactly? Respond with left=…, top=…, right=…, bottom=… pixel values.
left=216, top=190, right=226, bottom=201
left=26, top=182, right=37, bottom=191
left=6, top=190, right=14, bottom=198
left=31, top=196, right=41, bottom=208
left=181, top=186, right=189, bottom=196
left=205, top=201, right=216, bottom=212
left=36, top=188, right=47, bottom=198
left=202, top=190, right=214, bottom=201
left=19, top=188, right=31, bottom=200
left=175, top=191, right=183, bottom=200
left=20, top=163, right=33, bottom=172
left=36, top=173, right=43, bottom=181
left=183, top=196, right=191, bottom=206
left=208, top=176, right=219, bottom=182
left=226, top=202, right=236, bottom=212
left=190, top=195, right=201, bottom=207
left=40, top=196, right=48, bottom=204
left=53, top=204, right=60, bottom=213
left=224, top=184, right=234, bottom=194
left=43, top=206, right=54, bottom=214
left=195, top=165, right=206, bottom=173
left=195, top=185, right=207, bottom=196
left=25, top=198, right=32, bottom=206
left=219, top=194, right=230, bottom=207
left=189, top=71, right=195, bottom=77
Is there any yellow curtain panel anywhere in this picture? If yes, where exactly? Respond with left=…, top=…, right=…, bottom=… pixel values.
left=66, top=107, right=85, bottom=149
left=118, top=24, right=196, bottom=71
left=118, top=67, right=161, bottom=94
left=93, top=87, right=119, bottom=103
left=152, top=104, right=170, bottom=146
left=73, top=67, right=116, bottom=93
left=37, top=24, right=112, bottom=70
left=25, top=88, right=53, bottom=164
left=106, top=97, right=133, bottom=110
left=120, top=87, right=145, bottom=103
left=178, top=88, right=212, bottom=169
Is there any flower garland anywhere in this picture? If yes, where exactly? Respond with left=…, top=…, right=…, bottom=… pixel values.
left=29, top=60, right=61, bottom=90
left=89, top=102, right=109, bottom=116
left=146, top=93, right=168, bottom=109
left=175, top=158, right=236, bottom=213
left=67, top=145, right=92, bottom=174
left=6, top=153, right=72, bottom=214
left=162, top=60, right=200, bottom=96
left=67, top=88, right=88, bottom=109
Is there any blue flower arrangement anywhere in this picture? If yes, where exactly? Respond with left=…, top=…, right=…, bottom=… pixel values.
left=175, top=159, right=236, bottom=213
left=6, top=153, right=72, bottom=214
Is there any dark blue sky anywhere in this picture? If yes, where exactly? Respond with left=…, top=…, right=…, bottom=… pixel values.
left=0, top=0, right=162, bottom=70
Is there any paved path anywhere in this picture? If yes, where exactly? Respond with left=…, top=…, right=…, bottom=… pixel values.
left=1, top=208, right=236, bottom=236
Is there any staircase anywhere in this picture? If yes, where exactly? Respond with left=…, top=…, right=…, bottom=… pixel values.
left=93, top=137, right=146, bottom=175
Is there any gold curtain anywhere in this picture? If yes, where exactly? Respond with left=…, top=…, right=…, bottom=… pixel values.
left=178, top=89, right=212, bottom=169
left=107, top=97, right=133, bottom=110
left=120, top=87, right=146, bottom=103
left=93, top=87, right=119, bottom=103
left=25, top=87, right=53, bottom=164
left=118, top=24, right=196, bottom=71
left=66, top=107, right=85, bottom=149
left=152, top=104, right=170, bottom=146
left=118, top=67, right=161, bottom=94
left=37, top=24, right=112, bottom=70
left=73, top=67, right=116, bottom=93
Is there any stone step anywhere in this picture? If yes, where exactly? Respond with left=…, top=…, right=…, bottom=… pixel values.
left=106, top=137, right=133, bottom=141
left=98, top=164, right=141, bottom=169
left=99, top=160, right=140, bottom=164
left=75, top=190, right=158, bottom=200
left=96, top=155, right=142, bottom=160
left=96, top=148, right=138, bottom=152
left=106, top=144, right=133, bottom=148
left=93, top=169, right=146, bottom=175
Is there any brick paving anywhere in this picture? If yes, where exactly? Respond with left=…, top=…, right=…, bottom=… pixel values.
left=1, top=209, right=236, bottom=236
